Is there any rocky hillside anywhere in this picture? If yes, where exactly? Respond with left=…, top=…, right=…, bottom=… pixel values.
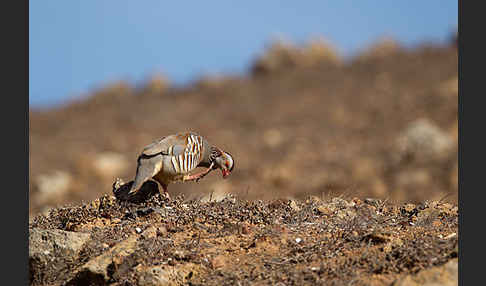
left=29, top=37, right=458, bottom=216
left=29, top=193, right=458, bottom=285
left=29, top=36, right=458, bottom=285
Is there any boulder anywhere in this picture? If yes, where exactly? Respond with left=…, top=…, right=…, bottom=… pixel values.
left=68, top=235, right=138, bottom=285
left=393, top=259, right=458, bottom=286
left=394, top=118, right=454, bottom=164
left=92, top=152, right=129, bottom=180
left=29, top=228, right=91, bottom=282
left=34, top=170, right=72, bottom=204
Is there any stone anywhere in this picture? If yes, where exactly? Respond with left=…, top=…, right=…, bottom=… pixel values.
left=141, top=226, right=158, bottom=240
left=68, top=235, right=138, bottom=284
left=289, top=200, right=301, bottom=212
left=29, top=228, right=91, bottom=281
left=317, top=205, right=332, bottom=215
left=394, top=118, right=454, bottom=164
left=34, top=170, right=72, bottom=204
left=240, top=223, right=252, bottom=235
left=137, top=265, right=172, bottom=286
left=329, top=197, right=355, bottom=209
left=416, top=208, right=441, bottom=226
left=403, top=203, right=417, bottom=213
left=137, top=263, right=201, bottom=286
left=210, top=255, right=227, bottom=269
left=92, top=152, right=129, bottom=180
left=393, top=259, right=458, bottom=286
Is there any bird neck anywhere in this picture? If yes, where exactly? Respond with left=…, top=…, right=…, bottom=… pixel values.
left=198, top=140, right=214, bottom=168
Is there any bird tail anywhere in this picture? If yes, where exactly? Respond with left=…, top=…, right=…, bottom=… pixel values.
left=128, top=155, right=162, bottom=195
left=128, top=177, right=145, bottom=195
left=128, top=162, right=146, bottom=195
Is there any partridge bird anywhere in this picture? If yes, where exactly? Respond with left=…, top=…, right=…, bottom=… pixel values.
left=128, top=132, right=234, bottom=196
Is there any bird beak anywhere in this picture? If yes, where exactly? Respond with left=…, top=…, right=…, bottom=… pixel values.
left=222, top=169, right=230, bottom=178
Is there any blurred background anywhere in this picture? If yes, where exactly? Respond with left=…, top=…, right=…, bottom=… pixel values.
left=29, top=1, right=458, bottom=215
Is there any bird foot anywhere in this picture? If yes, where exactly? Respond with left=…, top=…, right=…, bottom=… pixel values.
left=161, top=191, right=171, bottom=200
left=160, top=184, right=171, bottom=200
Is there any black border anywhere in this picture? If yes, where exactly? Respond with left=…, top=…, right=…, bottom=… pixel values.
left=5, top=0, right=28, bottom=284
left=458, top=0, right=463, bottom=283
left=459, top=0, right=480, bottom=285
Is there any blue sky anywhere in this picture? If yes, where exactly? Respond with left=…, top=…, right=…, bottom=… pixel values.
left=29, top=1, right=457, bottom=108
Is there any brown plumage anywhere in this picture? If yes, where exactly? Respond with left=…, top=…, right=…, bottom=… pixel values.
left=128, top=132, right=234, bottom=197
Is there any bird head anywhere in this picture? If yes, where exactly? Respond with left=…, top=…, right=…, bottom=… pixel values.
left=212, top=149, right=234, bottom=179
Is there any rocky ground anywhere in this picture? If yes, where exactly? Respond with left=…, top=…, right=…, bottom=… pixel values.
left=29, top=192, right=457, bottom=285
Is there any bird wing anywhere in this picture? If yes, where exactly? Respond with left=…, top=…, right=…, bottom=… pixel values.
left=141, top=133, right=203, bottom=156
left=141, top=132, right=205, bottom=172
left=129, top=134, right=180, bottom=194
left=130, top=133, right=205, bottom=194
left=141, top=136, right=173, bottom=156
left=165, top=133, right=205, bottom=174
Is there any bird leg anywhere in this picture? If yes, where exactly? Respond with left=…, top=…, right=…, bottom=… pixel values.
left=160, top=182, right=170, bottom=200
left=183, top=163, right=215, bottom=182
left=183, top=168, right=212, bottom=182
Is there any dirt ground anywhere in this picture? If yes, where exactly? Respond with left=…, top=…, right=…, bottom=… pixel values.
left=29, top=192, right=458, bottom=285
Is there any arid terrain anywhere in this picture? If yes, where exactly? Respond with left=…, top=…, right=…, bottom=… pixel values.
left=29, top=36, right=458, bottom=285
left=30, top=193, right=458, bottom=285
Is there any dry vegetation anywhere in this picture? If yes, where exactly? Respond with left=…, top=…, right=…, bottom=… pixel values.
left=29, top=193, right=457, bottom=285
left=29, top=36, right=458, bottom=285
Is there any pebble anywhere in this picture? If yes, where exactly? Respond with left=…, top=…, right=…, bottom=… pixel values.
left=141, top=226, right=158, bottom=239
left=241, top=224, right=251, bottom=235
left=289, top=200, right=301, bottom=212
left=135, top=227, right=142, bottom=233
left=445, top=233, right=457, bottom=239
